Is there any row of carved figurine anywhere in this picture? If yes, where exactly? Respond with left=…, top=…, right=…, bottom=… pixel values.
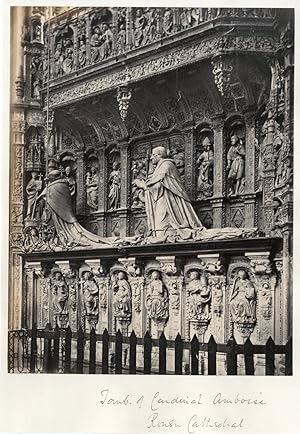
left=28, top=257, right=276, bottom=336
left=25, top=134, right=248, bottom=227
left=23, top=8, right=275, bottom=80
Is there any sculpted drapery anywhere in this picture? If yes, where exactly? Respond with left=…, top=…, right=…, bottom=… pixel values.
left=145, top=147, right=203, bottom=235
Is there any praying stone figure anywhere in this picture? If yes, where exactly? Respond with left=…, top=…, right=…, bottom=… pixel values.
left=108, top=162, right=121, bottom=211
left=146, top=270, right=169, bottom=324
left=52, top=271, right=69, bottom=315
left=226, top=135, right=246, bottom=197
left=82, top=271, right=99, bottom=316
left=86, top=166, right=99, bottom=210
left=196, top=137, right=214, bottom=200
left=229, top=269, right=256, bottom=324
left=25, top=172, right=43, bottom=220
left=145, top=146, right=203, bottom=236
left=112, top=272, right=132, bottom=319
left=187, top=271, right=211, bottom=321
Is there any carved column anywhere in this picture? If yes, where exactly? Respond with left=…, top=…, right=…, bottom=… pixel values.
left=55, top=260, right=77, bottom=329
left=156, top=256, right=182, bottom=340
left=119, top=140, right=130, bottom=237
left=75, top=149, right=85, bottom=216
left=82, top=259, right=101, bottom=331
left=182, top=124, right=195, bottom=200
left=245, top=252, right=276, bottom=343
left=85, top=15, right=91, bottom=65
left=244, top=111, right=257, bottom=227
left=126, top=8, right=133, bottom=50
left=10, top=111, right=26, bottom=330
left=211, top=115, right=225, bottom=228
left=96, top=146, right=107, bottom=236
left=198, top=254, right=226, bottom=342
left=118, top=257, right=144, bottom=338
left=24, top=261, right=42, bottom=329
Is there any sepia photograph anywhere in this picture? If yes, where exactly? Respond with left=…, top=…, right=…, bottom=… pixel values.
left=8, top=4, right=293, bottom=376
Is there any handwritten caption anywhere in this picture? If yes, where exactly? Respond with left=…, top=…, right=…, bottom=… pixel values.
left=99, top=388, right=267, bottom=432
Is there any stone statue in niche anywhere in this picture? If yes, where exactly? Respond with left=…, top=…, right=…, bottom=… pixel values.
left=112, top=271, right=132, bottom=319
left=131, top=159, right=146, bottom=209
left=25, top=172, right=43, bottom=220
left=62, top=40, right=74, bottom=75
left=169, top=148, right=185, bottom=179
left=179, top=8, right=193, bottom=30
left=229, top=269, right=256, bottom=324
left=32, top=22, right=42, bottom=42
left=226, top=135, right=245, bottom=197
left=117, top=24, right=126, bottom=54
left=53, top=41, right=64, bottom=77
left=133, top=9, right=147, bottom=47
left=187, top=271, right=211, bottom=321
left=64, top=166, right=76, bottom=205
left=196, top=137, right=214, bottom=200
left=108, top=162, right=121, bottom=211
left=86, top=166, right=99, bottom=210
left=143, top=8, right=158, bottom=44
left=146, top=270, right=169, bottom=324
left=78, top=38, right=86, bottom=68
left=90, top=24, right=113, bottom=63
left=162, top=9, right=174, bottom=36
left=51, top=270, right=69, bottom=316
left=82, top=271, right=99, bottom=316
left=30, top=56, right=43, bottom=99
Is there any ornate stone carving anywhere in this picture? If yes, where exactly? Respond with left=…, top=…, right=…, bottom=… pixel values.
left=131, top=158, right=147, bottom=209
left=80, top=269, right=99, bottom=327
left=196, top=136, right=214, bottom=200
left=53, top=28, right=74, bottom=77
left=24, top=172, right=43, bottom=221
left=86, top=166, right=99, bottom=210
left=30, top=55, right=43, bottom=99
left=146, top=270, right=169, bottom=331
left=211, top=54, right=233, bottom=96
left=25, top=128, right=44, bottom=172
left=50, top=268, right=69, bottom=327
left=226, top=134, right=245, bottom=197
left=90, top=10, right=113, bottom=64
left=108, top=161, right=121, bottom=211
left=133, top=8, right=158, bottom=48
left=111, top=270, right=132, bottom=326
left=229, top=268, right=256, bottom=338
left=48, top=35, right=280, bottom=107
left=187, top=271, right=211, bottom=322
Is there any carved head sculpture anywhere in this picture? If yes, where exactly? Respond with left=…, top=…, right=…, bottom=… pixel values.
left=237, top=269, right=248, bottom=280
left=91, top=166, right=97, bottom=175
left=231, top=135, right=239, bottom=145
left=48, top=169, right=61, bottom=182
left=203, top=136, right=212, bottom=150
left=118, top=271, right=126, bottom=280
left=190, top=270, right=200, bottom=281
left=151, top=146, right=167, bottom=165
left=84, top=271, right=92, bottom=281
left=65, top=166, right=72, bottom=176
left=136, top=9, right=142, bottom=17
left=93, top=26, right=101, bottom=34
left=31, top=171, right=38, bottom=179
left=151, top=270, right=160, bottom=280
left=55, top=271, right=62, bottom=281
left=112, top=162, right=119, bottom=170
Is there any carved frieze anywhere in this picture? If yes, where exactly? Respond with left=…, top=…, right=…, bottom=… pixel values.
left=48, top=35, right=280, bottom=107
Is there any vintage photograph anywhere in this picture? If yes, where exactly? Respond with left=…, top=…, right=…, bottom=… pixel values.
left=9, top=5, right=293, bottom=375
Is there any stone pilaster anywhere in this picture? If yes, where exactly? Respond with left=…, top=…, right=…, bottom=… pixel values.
left=119, top=141, right=130, bottom=237
left=24, top=261, right=42, bottom=329
left=182, top=125, right=196, bottom=200
left=245, top=252, right=276, bottom=343
left=198, top=254, right=226, bottom=343
left=156, top=255, right=182, bottom=340
left=244, top=111, right=256, bottom=194
left=244, top=194, right=257, bottom=227
left=211, top=116, right=225, bottom=228
left=97, top=146, right=107, bottom=216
